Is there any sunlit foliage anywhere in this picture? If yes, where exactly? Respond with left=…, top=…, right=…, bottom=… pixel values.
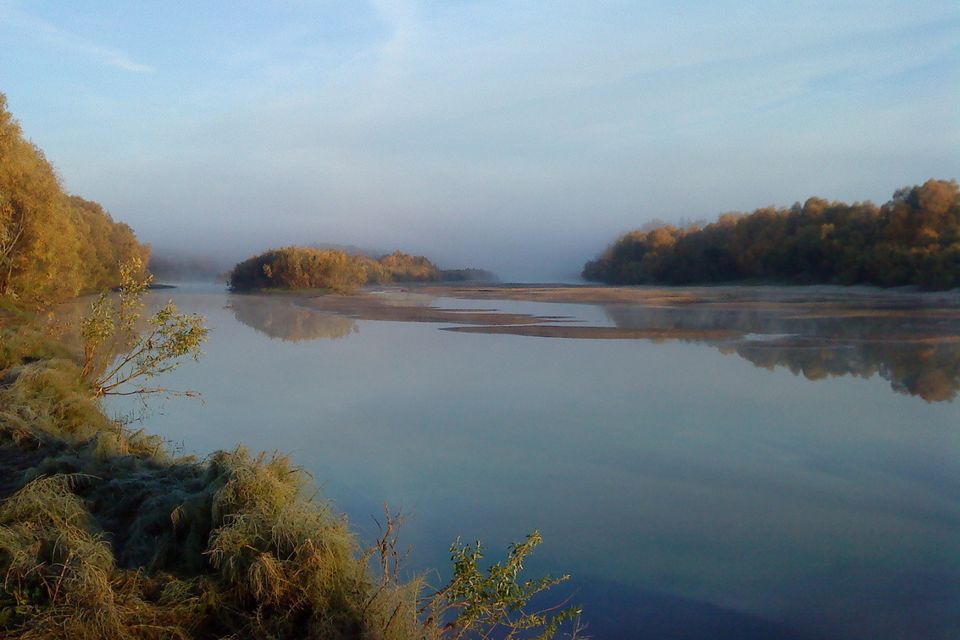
left=378, top=251, right=443, bottom=283
left=0, top=94, right=149, bottom=305
left=359, top=252, right=498, bottom=284
left=229, top=247, right=368, bottom=293
left=584, top=179, right=960, bottom=289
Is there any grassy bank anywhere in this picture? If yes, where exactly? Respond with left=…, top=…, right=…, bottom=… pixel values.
left=0, top=304, right=578, bottom=639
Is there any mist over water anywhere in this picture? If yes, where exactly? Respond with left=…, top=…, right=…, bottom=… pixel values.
left=147, top=235, right=597, bottom=284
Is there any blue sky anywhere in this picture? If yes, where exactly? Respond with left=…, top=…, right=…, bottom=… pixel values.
left=1, top=1, right=958, bottom=278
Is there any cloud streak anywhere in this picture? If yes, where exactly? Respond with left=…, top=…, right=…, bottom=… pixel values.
left=0, top=4, right=154, bottom=73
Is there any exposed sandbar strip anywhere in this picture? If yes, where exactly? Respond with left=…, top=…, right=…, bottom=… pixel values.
left=298, top=292, right=568, bottom=326
left=441, top=325, right=741, bottom=340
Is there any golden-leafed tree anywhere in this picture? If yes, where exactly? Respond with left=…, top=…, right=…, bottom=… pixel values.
left=0, top=94, right=149, bottom=306
left=229, top=246, right=368, bottom=293
left=0, top=94, right=77, bottom=302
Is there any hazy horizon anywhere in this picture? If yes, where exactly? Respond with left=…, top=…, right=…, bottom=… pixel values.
left=2, top=1, right=958, bottom=280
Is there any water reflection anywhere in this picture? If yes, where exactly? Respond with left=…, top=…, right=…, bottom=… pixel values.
left=229, top=295, right=358, bottom=342
left=604, top=304, right=960, bottom=402
left=106, top=289, right=960, bottom=640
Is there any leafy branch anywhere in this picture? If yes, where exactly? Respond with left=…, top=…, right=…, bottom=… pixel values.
left=423, top=530, right=583, bottom=639
left=80, top=257, right=208, bottom=398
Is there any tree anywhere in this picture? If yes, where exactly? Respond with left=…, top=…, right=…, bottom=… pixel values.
left=0, top=94, right=150, bottom=305
left=0, top=95, right=73, bottom=302
left=81, top=258, right=208, bottom=398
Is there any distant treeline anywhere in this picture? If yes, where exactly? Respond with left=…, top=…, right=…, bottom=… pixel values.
left=229, top=246, right=495, bottom=292
left=583, top=179, right=960, bottom=289
left=439, top=267, right=499, bottom=282
left=0, top=94, right=149, bottom=305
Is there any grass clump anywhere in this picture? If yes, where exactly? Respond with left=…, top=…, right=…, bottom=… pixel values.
left=0, top=474, right=195, bottom=639
left=1, top=359, right=113, bottom=444
left=205, top=449, right=369, bottom=636
left=0, top=304, right=71, bottom=374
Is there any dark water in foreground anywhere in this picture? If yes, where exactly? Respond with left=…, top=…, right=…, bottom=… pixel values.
left=111, top=286, right=960, bottom=640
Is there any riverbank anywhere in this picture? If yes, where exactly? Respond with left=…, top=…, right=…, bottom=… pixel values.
left=0, top=309, right=420, bottom=638
left=0, top=305, right=578, bottom=638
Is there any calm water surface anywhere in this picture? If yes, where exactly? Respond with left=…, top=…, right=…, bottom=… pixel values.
left=111, top=285, right=960, bottom=640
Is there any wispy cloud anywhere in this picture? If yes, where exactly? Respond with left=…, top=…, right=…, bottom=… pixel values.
left=0, top=4, right=154, bottom=73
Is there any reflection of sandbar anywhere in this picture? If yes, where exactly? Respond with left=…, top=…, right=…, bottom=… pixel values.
left=442, top=325, right=738, bottom=340
left=296, top=284, right=960, bottom=402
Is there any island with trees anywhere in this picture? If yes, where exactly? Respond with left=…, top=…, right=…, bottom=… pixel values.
left=229, top=246, right=496, bottom=293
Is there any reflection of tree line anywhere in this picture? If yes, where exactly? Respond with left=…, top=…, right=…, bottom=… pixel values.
left=729, top=341, right=960, bottom=403
left=228, top=295, right=960, bottom=401
left=604, top=304, right=960, bottom=402
left=230, top=296, right=357, bottom=342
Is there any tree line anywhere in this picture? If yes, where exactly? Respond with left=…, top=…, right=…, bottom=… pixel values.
left=583, top=179, right=960, bottom=289
left=0, top=94, right=150, bottom=306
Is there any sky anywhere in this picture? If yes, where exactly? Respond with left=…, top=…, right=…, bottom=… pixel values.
left=1, top=1, right=959, bottom=280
